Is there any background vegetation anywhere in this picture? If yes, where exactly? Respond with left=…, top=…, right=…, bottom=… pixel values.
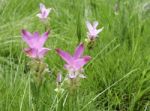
left=0, top=0, right=150, bottom=111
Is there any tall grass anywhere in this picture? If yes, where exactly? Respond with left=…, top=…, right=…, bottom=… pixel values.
left=0, top=0, right=150, bottom=111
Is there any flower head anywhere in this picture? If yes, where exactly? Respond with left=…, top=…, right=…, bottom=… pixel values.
left=56, top=43, right=91, bottom=77
left=86, top=21, right=103, bottom=40
left=37, top=3, right=51, bottom=21
left=21, top=29, right=50, bottom=59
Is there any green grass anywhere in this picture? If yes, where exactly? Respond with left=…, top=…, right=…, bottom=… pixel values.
left=0, top=0, right=150, bottom=111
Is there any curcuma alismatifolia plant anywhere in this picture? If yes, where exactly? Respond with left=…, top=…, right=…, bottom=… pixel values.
left=56, top=43, right=91, bottom=90
left=21, top=30, right=50, bottom=59
left=37, top=3, right=52, bottom=31
left=21, top=29, right=51, bottom=110
left=21, top=29, right=51, bottom=85
left=21, top=2, right=103, bottom=110
left=37, top=3, right=51, bottom=22
left=85, top=21, right=104, bottom=49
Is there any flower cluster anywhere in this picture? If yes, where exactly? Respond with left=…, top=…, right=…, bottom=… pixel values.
left=86, top=21, right=103, bottom=41
left=85, top=21, right=104, bottom=49
left=21, top=3, right=104, bottom=91
left=21, top=30, right=50, bottom=59
left=56, top=43, right=91, bottom=79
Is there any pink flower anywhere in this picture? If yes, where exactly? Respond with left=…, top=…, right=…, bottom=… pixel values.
left=37, top=3, right=51, bottom=21
left=86, top=21, right=103, bottom=40
left=56, top=43, right=91, bottom=73
left=21, top=29, right=50, bottom=59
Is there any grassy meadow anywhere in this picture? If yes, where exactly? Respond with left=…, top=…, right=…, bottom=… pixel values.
left=0, top=0, right=150, bottom=111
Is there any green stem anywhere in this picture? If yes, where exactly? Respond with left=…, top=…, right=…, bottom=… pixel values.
left=30, top=60, right=44, bottom=111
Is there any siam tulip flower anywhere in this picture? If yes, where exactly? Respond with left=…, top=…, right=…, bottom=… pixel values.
left=37, top=3, right=51, bottom=21
left=56, top=43, right=91, bottom=79
left=86, top=21, right=104, bottom=40
left=21, top=29, right=50, bottom=59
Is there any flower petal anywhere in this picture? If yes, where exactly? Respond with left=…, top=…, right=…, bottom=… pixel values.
left=38, top=48, right=50, bottom=58
left=96, top=27, right=104, bottom=35
left=24, top=48, right=37, bottom=58
left=21, top=29, right=32, bottom=47
left=40, top=3, right=46, bottom=13
left=86, top=21, right=93, bottom=32
left=74, top=43, right=84, bottom=59
left=93, top=21, right=99, bottom=29
left=33, top=32, right=40, bottom=39
left=64, top=64, right=74, bottom=72
left=56, top=49, right=72, bottom=64
left=38, top=31, right=49, bottom=48
left=31, top=32, right=40, bottom=48
left=45, top=8, right=51, bottom=17
left=73, top=56, right=91, bottom=70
